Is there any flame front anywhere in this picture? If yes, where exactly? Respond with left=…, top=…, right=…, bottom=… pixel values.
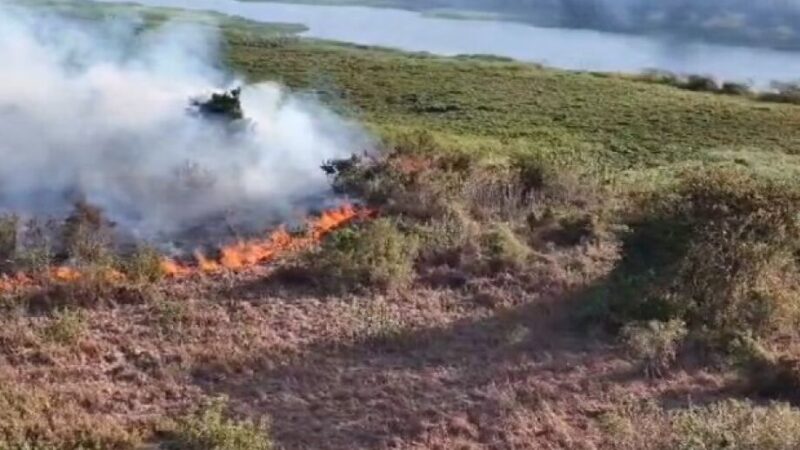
left=162, top=204, right=367, bottom=277
left=0, top=204, right=371, bottom=291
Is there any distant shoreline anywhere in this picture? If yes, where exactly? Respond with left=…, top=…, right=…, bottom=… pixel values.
left=234, top=0, right=800, bottom=52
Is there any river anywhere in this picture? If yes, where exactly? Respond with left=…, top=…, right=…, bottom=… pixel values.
left=97, top=0, right=800, bottom=86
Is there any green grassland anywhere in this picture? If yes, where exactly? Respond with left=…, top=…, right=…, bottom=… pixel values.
left=226, top=32, right=800, bottom=181
left=27, top=0, right=800, bottom=182
left=21, top=0, right=308, bottom=36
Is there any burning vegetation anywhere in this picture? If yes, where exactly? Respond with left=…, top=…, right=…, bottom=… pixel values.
left=0, top=202, right=373, bottom=293
left=0, top=82, right=373, bottom=294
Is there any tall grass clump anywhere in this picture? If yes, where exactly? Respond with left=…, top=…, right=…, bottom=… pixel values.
left=602, top=399, right=800, bottom=450
left=308, top=218, right=419, bottom=292
left=163, top=398, right=271, bottom=450
left=121, top=245, right=165, bottom=284
left=621, top=319, right=687, bottom=377
left=671, top=400, right=800, bottom=450
left=598, top=167, right=800, bottom=348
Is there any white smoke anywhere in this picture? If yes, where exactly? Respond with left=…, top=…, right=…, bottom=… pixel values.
left=0, top=4, right=367, bottom=242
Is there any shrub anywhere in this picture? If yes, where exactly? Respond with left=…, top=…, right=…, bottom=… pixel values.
left=152, top=297, right=192, bottom=336
left=309, top=218, right=419, bottom=291
left=323, top=147, right=610, bottom=287
left=598, top=399, right=670, bottom=450
left=481, top=223, right=530, bottom=272
left=671, top=400, right=800, bottom=450
left=636, top=69, right=681, bottom=86
left=41, top=308, right=87, bottom=345
left=758, top=82, right=800, bottom=105
left=415, top=204, right=480, bottom=267
left=600, top=168, right=800, bottom=346
left=163, top=398, right=271, bottom=450
left=601, top=399, right=800, bottom=450
left=14, top=218, right=56, bottom=274
left=620, top=320, right=687, bottom=377
left=346, top=299, right=405, bottom=348
left=122, top=245, right=165, bottom=283
left=0, top=383, right=138, bottom=450
left=721, top=81, right=751, bottom=96
left=0, top=214, right=18, bottom=271
left=191, top=88, right=244, bottom=122
left=682, top=75, right=719, bottom=92
left=25, top=265, right=127, bottom=313
left=61, top=201, right=115, bottom=266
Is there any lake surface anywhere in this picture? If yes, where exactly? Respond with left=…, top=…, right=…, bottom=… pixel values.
left=98, top=0, right=800, bottom=86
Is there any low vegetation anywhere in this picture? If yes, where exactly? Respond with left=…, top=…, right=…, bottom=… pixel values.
left=630, top=70, right=800, bottom=106
left=593, top=168, right=800, bottom=347
left=162, top=399, right=272, bottom=450
left=603, top=399, right=800, bottom=450
left=304, top=218, right=419, bottom=292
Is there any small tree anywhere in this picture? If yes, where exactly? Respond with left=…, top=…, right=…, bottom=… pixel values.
left=191, top=88, right=244, bottom=122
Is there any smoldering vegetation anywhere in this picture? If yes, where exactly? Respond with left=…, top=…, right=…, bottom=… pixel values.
left=0, top=3, right=367, bottom=247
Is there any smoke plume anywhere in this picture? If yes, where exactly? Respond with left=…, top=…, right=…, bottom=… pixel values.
left=0, top=4, right=367, bottom=244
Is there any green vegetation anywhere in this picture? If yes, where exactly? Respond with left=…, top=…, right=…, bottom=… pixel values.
left=122, top=246, right=166, bottom=284
left=162, top=399, right=272, bottom=450
left=23, top=0, right=307, bottom=37
left=41, top=308, right=87, bottom=345
left=620, top=319, right=687, bottom=378
left=226, top=34, right=800, bottom=177
left=305, top=218, right=419, bottom=291
left=603, top=399, right=800, bottom=450
left=592, top=168, right=800, bottom=346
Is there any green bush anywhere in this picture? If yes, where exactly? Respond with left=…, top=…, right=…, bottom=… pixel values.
left=600, top=168, right=800, bottom=345
left=41, top=308, right=87, bottom=345
left=164, top=398, right=271, bottom=450
left=635, top=69, right=681, bottom=87
left=758, top=82, right=800, bottom=105
left=481, top=223, right=530, bottom=272
left=601, top=399, right=800, bottom=450
left=721, top=81, right=751, bottom=96
left=620, top=320, right=687, bottom=377
left=0, top=383, right=138, bottom=450
left=0, top=215, right=18, bottom=271
left=672, top=400, right=800, bottom=450
left=310, top=218, right=419, bottom=291
left=121, top=246, right=165, bottom=283
left=14, top=218, right=55, bottom=275
left=61, top=201, right=115, bottom=266
left=683, top=75, right=719, bottom=92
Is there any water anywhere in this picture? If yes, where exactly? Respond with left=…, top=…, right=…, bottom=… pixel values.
left=97, top=0, right=800, bottom=86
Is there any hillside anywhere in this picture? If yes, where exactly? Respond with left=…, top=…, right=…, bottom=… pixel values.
left=4, top=3, right=800, bottom=450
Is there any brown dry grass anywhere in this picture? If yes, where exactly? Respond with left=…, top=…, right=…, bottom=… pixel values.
left=0, top=215, right=723, bottom=449
left=2, top=153, right=800, bottom=449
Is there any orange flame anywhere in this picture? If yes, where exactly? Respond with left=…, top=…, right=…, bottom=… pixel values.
left=162, top=203, right=370, bottom=277
left=0, top=204, right=372, bottom=291
left=0, top=272, right=33, bottom=292
left=51, top=266, right=82, bottom=282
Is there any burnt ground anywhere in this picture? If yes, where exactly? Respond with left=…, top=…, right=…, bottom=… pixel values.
left=0, top=252, right=736, bottom=450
